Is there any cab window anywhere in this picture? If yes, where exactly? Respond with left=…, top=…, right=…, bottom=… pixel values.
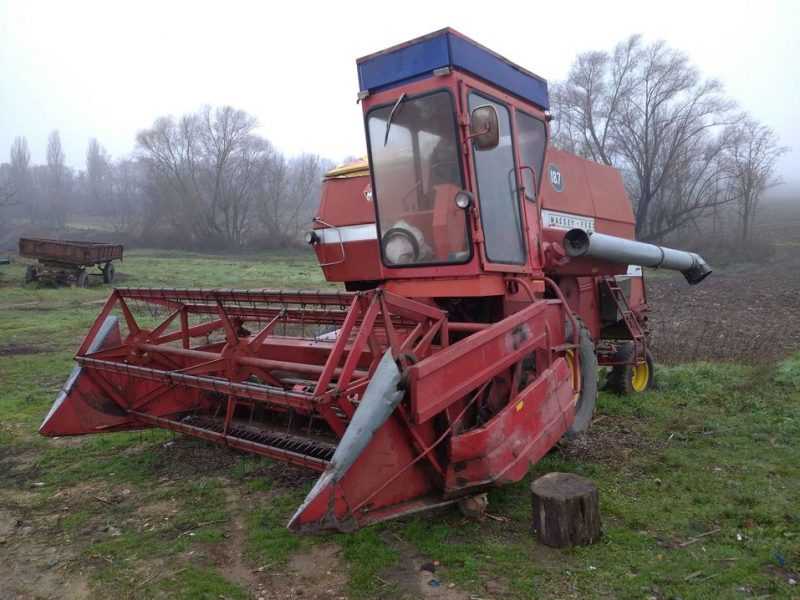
left=517, top=111, right=547, bottom=200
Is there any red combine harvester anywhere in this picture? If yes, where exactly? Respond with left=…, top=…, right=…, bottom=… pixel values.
left=41, top=29, right=711, bottom=532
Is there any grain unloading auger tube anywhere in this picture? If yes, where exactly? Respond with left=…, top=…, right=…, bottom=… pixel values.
left=563, top=229, right=712, bottom=285
left=41, top=286, right=580, bottom=531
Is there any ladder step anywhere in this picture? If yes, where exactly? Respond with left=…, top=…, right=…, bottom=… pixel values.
left=602, top=277, right=647, bottom=362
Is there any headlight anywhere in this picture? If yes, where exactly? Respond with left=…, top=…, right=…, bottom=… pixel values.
left=382, top=228, right=419, bottom=265
left=455, top=190, right=473, bottom=209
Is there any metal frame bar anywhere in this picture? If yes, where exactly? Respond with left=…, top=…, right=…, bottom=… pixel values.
left=74, top=287, right=450, bottom=440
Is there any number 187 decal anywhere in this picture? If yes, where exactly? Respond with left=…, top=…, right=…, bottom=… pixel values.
left=548, top=164, right=563, bottom=192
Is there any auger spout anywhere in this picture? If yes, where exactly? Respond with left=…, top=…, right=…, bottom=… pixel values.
left=563, top=228, right=712, bottom=285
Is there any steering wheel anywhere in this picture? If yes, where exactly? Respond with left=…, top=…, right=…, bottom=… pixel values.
left=398, top=179, right=423, bottom=211
left=395, top=161, right=460, bottom=211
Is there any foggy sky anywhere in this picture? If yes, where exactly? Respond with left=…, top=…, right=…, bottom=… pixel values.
left=1, top=0, right=797, bottom=189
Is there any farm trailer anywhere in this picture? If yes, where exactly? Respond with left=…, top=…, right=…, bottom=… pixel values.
left=19, top=237, right=123, bottom=287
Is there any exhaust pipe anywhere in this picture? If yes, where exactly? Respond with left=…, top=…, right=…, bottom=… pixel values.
left=563, top=229, right=712, bottom=285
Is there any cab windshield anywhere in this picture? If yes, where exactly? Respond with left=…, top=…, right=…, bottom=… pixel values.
left=367, top=91, right=469, bottom=266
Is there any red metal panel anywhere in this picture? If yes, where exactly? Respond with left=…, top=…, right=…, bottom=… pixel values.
left=287, top=414, right=440, bottom=531
left=315, top=240, right=383, bottom=282
left=446, top=356, right=574, bottom=490
left=408, top=300, right=566, bottom=423
left=539, top=149, right=635, bottom=236
left=316, top=174, right=374, bottom=227
left=385, top=275, right=505, bottom=298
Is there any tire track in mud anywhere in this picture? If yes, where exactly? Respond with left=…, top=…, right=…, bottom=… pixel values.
left=218, top=486, right=349, bottom=600
left=220, top=486, right=263, bottom=597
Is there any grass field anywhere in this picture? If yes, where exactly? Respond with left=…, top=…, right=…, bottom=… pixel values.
left=1, top=249, right=799, bottom=599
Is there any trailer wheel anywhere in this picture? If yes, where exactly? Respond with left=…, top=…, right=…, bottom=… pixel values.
left=607, top=343, right=655, bottom=394
left=102, top=262, right=115, bottom=284
left=566, top=322, right=597, bottom=437
left=25, top=265, right=37, bottom=283
left=76, top=271, right=89, bottom=288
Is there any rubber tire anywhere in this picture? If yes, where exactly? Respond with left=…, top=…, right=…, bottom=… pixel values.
left=607, top=343, right=655, bottom=395
left=566, top=322, right=598, bottom=437
left=25, top=265, right=36, bottom=283
left=102, top=262, right=115, bottom=284
left=76, top=271, right=89, bottom=288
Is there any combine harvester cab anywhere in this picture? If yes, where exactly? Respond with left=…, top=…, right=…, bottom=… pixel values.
left=42, top=29, right=710, bottom=532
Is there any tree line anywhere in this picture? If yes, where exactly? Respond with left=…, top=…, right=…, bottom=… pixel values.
left=0, top=35, right=788, bottom=251
left=551, top=35, right=787, bottom=246
left=0, top=106, right=333, bottom=250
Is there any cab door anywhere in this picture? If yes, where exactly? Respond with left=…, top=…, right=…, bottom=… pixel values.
left=514, top=109, right=548, bottom=271
left=466, top=91, right=527, bottom=269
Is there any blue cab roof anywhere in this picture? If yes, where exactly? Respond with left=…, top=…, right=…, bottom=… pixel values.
left=356, top=28, right=549, bottom=111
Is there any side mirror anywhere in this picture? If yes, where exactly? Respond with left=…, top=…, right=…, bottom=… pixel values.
left=468, top=105, right=499, bottom=150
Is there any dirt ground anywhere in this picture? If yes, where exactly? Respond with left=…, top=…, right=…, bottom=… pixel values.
left=0, top=437, right=487, bottom=600
left=648, top=243, right=800, bottom=364
left=648, top=201, right=800, bottom=364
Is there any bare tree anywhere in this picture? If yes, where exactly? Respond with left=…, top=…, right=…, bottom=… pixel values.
left=46, top=130, right=68, bottom=226
left=258, top=150, right=290, bottom=244
left=550, top=37, right=641, bottom=164
left=0, top=180, right=14, bottom=207
left=136, top=114, right=202, bottom=243
left=287, top=154, right=329, bottom=239
left=0, top=163, right=19, bottom=235
left=0, top=164, right=17, bottom=234
left=137, top=106, right=271, bottom=247
left=9, top=137, right=32, bottom=217
left=553, top=36, right=736, bottom=241
left=255, top=152, right=330, bottom=247
left=110, top=158, right=146, bottom=234
left=86, top=138, right=112, bottom=209
left=197, top=106, right=267, bottom=246
left=724, top=118, right=787, bottom=243
left=643, top=125, right=740, bottom=241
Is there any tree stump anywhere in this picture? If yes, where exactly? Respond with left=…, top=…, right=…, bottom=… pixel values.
left=530, top=472, right=601, bottom=547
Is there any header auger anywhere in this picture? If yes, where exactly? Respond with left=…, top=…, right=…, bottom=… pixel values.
left=42, top=29, right=710, bottom=532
